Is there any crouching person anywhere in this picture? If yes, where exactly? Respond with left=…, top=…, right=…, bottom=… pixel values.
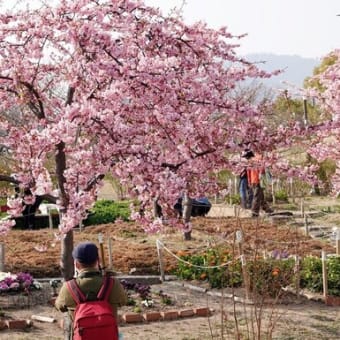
left=55, top=242, right=127, bottom=340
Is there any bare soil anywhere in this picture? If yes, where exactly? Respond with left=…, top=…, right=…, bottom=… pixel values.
left=0, top=196, right=339, bottom=339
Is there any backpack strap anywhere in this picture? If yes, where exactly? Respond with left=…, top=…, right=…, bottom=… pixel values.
left=97, top=275, right=114, bottom=301
left=66, top=279, right=87, bottom=305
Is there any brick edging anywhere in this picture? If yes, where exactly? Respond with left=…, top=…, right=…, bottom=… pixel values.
left=0, top=307, right=212, bottom=331
left=121, top=306, right=211, bottom=324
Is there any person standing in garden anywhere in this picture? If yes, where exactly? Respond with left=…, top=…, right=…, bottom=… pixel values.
left=247, top=154, right=273, bottom=217
left=55, top=241, right=127, bottom=340
left=239, top=149, right=255, bottom=209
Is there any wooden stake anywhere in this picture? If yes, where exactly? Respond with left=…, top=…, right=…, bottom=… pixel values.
left=304, top=215, right=309, bottom=236
left=156, top=240, right=165, bottom=282
left=48, top=208, right=53, bottom=230
left=240, top=255, right=250, bottom=301
left=0, top=243, right=5, bottom=272
left=108, top=237, right=113, bottom=270
left=294, top=255, right=300, bottom=300
left=289, top=178, right=295, bottom=203
left=228, top=178, right=232, bottom=205
left=336, top=228, right=340, bottom=256
left=300, top=197, right=305, bottom=217
left=98, top=233, right=106, bottom=274
left=271, top=179, right=276, bottom=206
left=321, top=251, right=328, bottom=299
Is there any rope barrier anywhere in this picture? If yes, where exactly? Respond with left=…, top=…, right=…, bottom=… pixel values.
left=156, top=240, right=240, bottom=270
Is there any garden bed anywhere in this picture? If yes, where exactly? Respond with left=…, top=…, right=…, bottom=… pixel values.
left=0, top=208, right=339, bottom=339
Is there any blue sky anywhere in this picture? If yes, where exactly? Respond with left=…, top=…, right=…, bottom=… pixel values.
left=145, top=0, right=339, bottom=60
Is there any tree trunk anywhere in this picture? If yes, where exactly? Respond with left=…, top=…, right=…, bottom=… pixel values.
left=56, top=140, right=74, bottom=280
left=153, top=197, right=162, bottom=218
left=182, top=194, right=192, bottom=240
left=60, top=230, right=74, bottom=280
left=58, top=86, right=75, bottom=280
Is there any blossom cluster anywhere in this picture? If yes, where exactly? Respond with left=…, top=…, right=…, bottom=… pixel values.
left=0, top=272, right=41, bottom=294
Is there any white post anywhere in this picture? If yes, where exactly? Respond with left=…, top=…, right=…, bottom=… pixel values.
left=294, top=255, right=300, bottom=300
left=156, top=240, right=165, bottom=282
left=233, top=205, right=238, bottom=218
left=228, top=178, right=232, bottom=205
left=271, top=178, right=276, bottom=206
left=48, top=208, right=53, bottom=230
left=322, top=251, right=328, bottom=299
left=300, top=197, right=305, bottom=217
left=289, top=178, right=295, bottom=203
left=0, top=243, right=4, bottom=272
left=336, top=228, right=340, bottom=256
left=108, top=237, right=113, bottom=270
left=304, top=215, right=309, bottom=236
left=240, top=255, right=250, bottom=301
left=234, top=176, right=238, bottom=195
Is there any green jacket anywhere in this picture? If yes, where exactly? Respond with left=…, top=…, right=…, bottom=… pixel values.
left=55, top=268, right=127, bottom=320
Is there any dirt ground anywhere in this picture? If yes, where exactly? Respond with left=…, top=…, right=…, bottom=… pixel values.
left=0, top=196, right=340, bottom=339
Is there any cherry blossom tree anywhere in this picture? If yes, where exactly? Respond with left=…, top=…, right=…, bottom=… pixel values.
left=0, top=0, right=298, bottom=278
left=304, top=49, right=340, bottom=192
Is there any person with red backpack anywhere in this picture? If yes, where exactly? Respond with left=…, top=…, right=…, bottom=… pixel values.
left=55, top=242, right=127, bottom=340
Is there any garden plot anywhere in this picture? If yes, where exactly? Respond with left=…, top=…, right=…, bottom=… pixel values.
left=0, top=196, right=339, bottom=339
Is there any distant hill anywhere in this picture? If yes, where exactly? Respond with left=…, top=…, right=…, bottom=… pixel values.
left=244, top=53, right=319, bottom=89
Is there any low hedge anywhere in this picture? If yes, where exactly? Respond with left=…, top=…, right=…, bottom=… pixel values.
left=175, top=250, right=340, bottom=297
left=83, top=199, right=131, bottom=226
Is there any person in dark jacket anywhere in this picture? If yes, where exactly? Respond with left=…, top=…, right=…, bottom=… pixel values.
left=239, top=149, right=254, bottom=209
left=247, top=155, right=273, bottom=217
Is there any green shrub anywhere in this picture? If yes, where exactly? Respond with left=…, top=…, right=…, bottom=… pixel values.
left=300, top=256, right=323, bottom=292
left=300, top=256, right=340, bottom=296
left=274, top=189, right=289, bottom=202
left=175, top=248, right=242, bottom=289
left=84, top=200, right=131, bottom=226
left=247, top=258, right=295, bottom=297
left=176, top=249, right=295, bottom=294
left=225, top=194, right=240, bottom=205
left=176, top=251, right=340, bottom=297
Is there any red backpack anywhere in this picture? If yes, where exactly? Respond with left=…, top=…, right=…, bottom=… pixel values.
left=66, top=275, right=118, bottom=340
